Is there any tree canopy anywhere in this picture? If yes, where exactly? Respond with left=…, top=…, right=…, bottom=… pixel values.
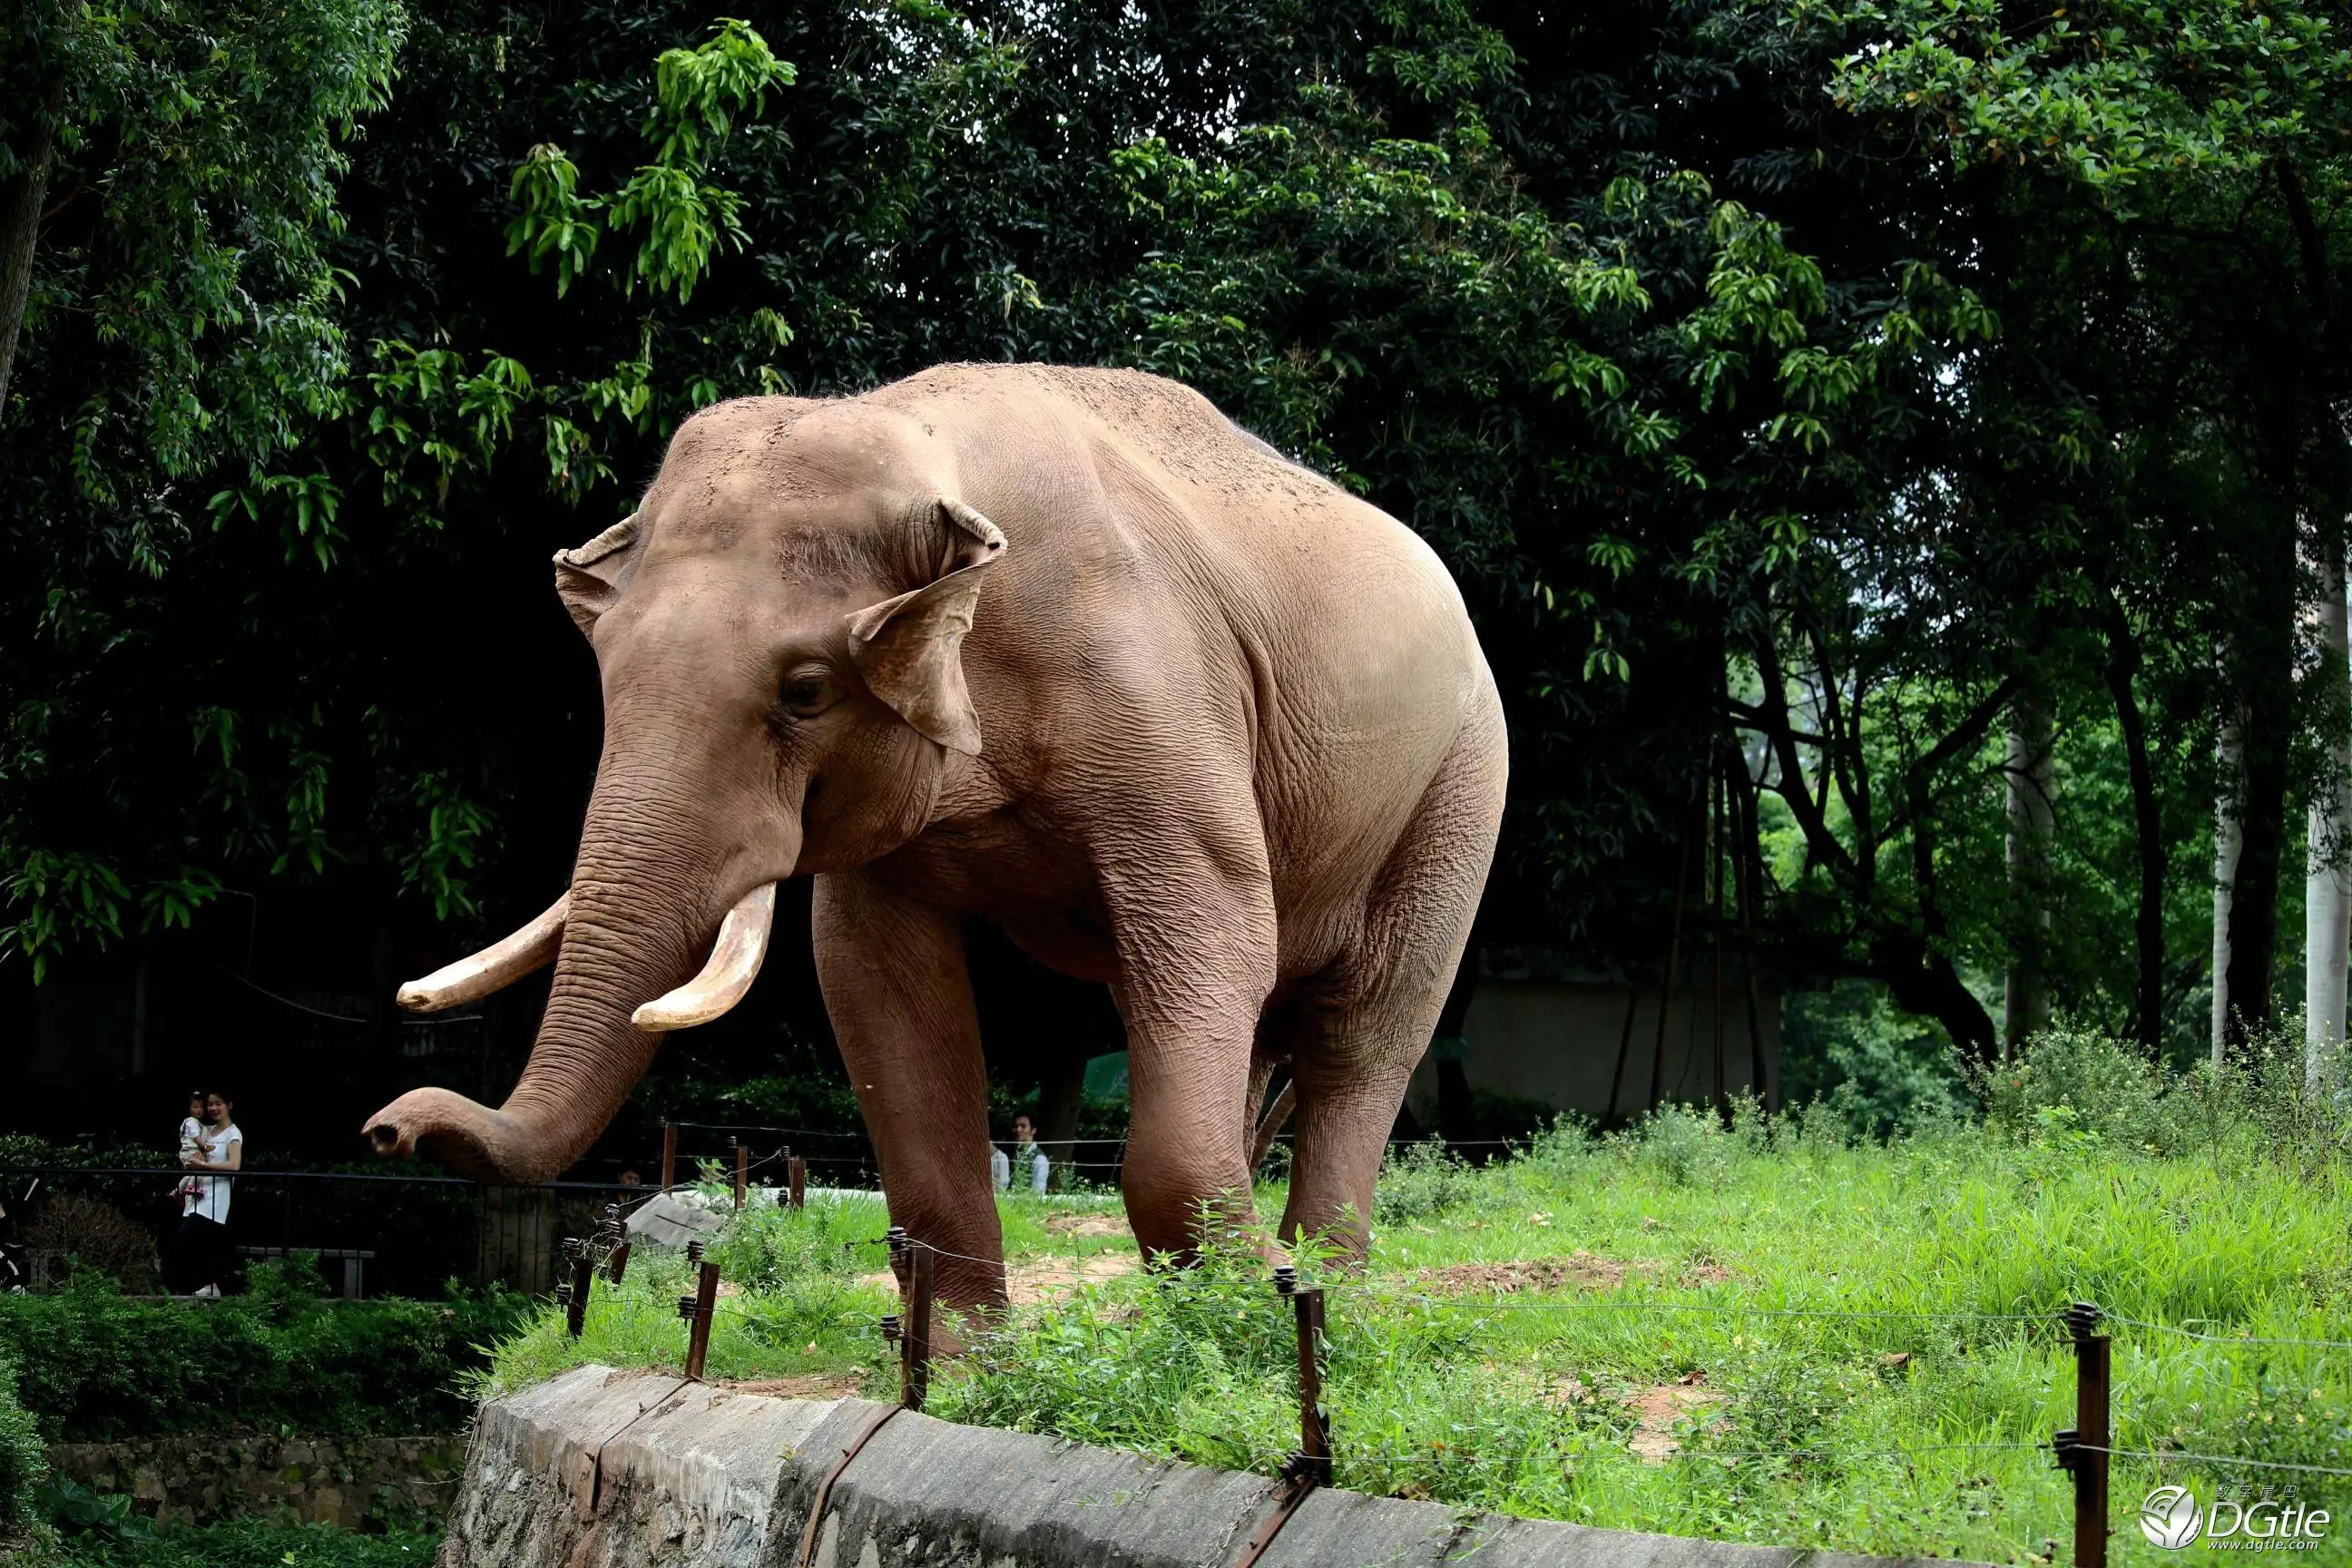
left=8, top=0, right=2352, bottom=1144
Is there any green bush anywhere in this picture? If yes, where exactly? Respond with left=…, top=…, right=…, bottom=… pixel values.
left=1372, top=1138, right=1482, bottom=1225
left=1979, top=1017, right=2352, bottom=1169
left=1612, top=1103, right=1733, bottom=1190
left=1778, top=980, right=1974, bottom=1139
left=0, top=1350, right=44, bottom=1530
left=0, top=1260, right=524, bottom=1441
left=51, top=1518, right=438, bottom=1567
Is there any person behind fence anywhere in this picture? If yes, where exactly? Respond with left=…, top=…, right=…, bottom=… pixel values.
left=990, top=1113, right=1050, bottom=1195
left=172, top=1090, right=242, bottom=1298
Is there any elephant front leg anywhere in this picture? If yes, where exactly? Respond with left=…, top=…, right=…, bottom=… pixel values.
left=1107, top=862, right=1279, bottom=1264
left=813, top=870, right=1006, bottom=1315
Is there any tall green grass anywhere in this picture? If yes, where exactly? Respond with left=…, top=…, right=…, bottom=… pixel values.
left=486, top=1028, right=2352, bottom=1564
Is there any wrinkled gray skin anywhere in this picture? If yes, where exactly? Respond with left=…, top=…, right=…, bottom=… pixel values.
left=366, top=364, right=1507, bottom=1311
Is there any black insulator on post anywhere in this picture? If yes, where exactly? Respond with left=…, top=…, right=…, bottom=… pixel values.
left=686, top=1239, right=705, bottom=1267
left=1272, top=1264, right=1298, bottom=1296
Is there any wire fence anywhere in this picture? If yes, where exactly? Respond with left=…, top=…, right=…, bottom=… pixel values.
left=18, top=1126, right=2350, bottom=1562
left=549, top=1205, right=2352, bottom=1568
left=0, top=1164, right=642, bottom=1297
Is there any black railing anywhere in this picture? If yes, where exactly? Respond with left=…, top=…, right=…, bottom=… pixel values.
left=2, top=1165, right=646, bottom=1298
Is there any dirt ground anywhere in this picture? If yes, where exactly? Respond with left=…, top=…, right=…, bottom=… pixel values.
left=1407, top=1250, right=1735, bottom=1295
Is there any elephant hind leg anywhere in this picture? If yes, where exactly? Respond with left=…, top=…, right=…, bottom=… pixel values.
left=1279, top=696, right=1506, bottom=1256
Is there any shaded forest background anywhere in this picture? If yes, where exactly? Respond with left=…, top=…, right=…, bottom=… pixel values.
left=6, top=0, right=2352, bottom=1167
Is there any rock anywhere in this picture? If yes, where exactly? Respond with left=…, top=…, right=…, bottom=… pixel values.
left=624, top=1193, right=730, bottom=1249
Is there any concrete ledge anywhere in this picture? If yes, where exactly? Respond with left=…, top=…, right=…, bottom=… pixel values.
left=437, top=1366, right=1990, bottom=1568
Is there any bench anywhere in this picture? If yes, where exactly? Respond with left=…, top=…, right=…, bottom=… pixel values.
left=235, top=1245, right=376, bottom=1299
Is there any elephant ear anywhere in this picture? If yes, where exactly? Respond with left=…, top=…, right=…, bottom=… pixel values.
left=553, top=514, right=643, bottom=637
left=845, top=498, right=1006, bottom=756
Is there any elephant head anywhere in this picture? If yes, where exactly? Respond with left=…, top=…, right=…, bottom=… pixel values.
left=363, top=403, right=1005, bottom=1181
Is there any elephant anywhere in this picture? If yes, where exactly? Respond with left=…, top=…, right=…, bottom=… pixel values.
left=364, top=363, right=1507, bottom=1311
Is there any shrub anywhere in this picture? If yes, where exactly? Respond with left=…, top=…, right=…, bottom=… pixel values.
left=21, top=1195, right=162, bottom=1292
left=0, top=1260, right=523, bottom=1441
left=0, top=1351, right=44, bottom=1530
left=50, top=1517, right=439, bottom=1567
left=1976, top=1017, right=2352, bottom=1171
left=1616, top=1102, right=1731, bottom=1190
left=1779, top=980, right=1972, bottom=1138
left=1372, top=1139, right=1481, bottom=1225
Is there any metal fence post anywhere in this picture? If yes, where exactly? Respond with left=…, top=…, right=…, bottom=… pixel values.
left=787, top=1150, right=806, bottom=1211
left=1274, top=1265, right=1331, bottom=1486
left=905, top=1240, right=935, bottom=1412
left=732, top=1137, right=747, bottom=1210
left=558, top=1238, right=594, bottom=1339
left=2054, top=1302, right=2110, bottom=1568
left=661, top=1122, right=677, bottom=1194
left=677, top=1242, right=720, bottom=1381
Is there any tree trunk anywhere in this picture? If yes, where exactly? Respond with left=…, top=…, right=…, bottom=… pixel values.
left=1431, top=944, right=1479, bottom=1143
left=2224, top=554, right=2298, bottom=1058
left=1873, top=931, right=1999, bottom=1063
left=2003, top=685, right=2053, bottom=1054
left=2213, top=703, right=2244, bottom=1063
left=0, top=104, right=56, bottom=415
left=1033, top=1042, right=1089, bottom=1190
left=2102, top=605, right=2166, bottom=1054
left=2308, top=538, right=2351, bottom=1091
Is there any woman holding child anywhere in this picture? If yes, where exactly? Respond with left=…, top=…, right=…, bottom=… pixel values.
left=172, top=1090, right=241, bottom=1298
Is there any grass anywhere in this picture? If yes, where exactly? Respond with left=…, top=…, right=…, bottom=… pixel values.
left=469, top=1185, right=1135, bottom=1399
left=477, top=1029, right=2352, bottom=1565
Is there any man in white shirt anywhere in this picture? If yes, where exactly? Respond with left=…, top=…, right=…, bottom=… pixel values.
left=173, top=1091, right=242, bottom=1298
left=990, top=1113, right=1051, bottom=1196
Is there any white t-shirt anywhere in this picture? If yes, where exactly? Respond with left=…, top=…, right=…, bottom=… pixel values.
left=182, top=1123, right=241, bottom=1223
left=992, top=1142, right=1049, bottom=1195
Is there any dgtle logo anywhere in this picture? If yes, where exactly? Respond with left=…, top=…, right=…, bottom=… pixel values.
left=2142, top=1485, right=2202, bottom=1549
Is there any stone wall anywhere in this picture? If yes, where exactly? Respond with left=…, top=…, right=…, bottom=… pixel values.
left=438, top=1364, right=1986, bottom=1568
left=47, top=1430, right=469, bottom=1529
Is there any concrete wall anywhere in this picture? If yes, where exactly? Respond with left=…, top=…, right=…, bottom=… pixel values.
left=1405, top=975, right=1781, bottom=1127
left=438, top=1364, right=1979, bottom=1568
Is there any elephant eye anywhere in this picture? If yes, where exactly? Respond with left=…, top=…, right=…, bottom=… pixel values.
left=779, top=667, right=837, bottom=718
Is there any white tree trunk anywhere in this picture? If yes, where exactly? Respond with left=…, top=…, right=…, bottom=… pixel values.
left=2214, top=710, right=2244, bottom=1064
left=2308, top=542, right=2351, bottom=1093
left=2004, top=690, right=2053, bottom=1054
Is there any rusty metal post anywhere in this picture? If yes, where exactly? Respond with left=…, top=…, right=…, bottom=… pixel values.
left=560, top=1238, right=594, bottom=1338
left=1273, top=1265, right=1330, bottom=1485
left=787, top=1151, right=806, bottom=1211
left=904, top=1240, right=935, bottom=1412
left=732, top=1137, right=747, bottom=1210
left=599, top=1202, right=630, bottom=1284
left=2054, top=1302, right=2110, bottom=1568
left=677, top=1257, right=720, bottom=1381
left=661, top=1122, right=677, bottom=1194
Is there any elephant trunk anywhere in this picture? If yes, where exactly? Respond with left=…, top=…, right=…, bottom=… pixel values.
left=366, top=768, right=781, bottom=1183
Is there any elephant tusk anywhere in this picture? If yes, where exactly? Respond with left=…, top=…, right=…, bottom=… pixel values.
left=632, top=883, right=778, bottom=1032
left=397, top=892, right=570, bottom=1013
